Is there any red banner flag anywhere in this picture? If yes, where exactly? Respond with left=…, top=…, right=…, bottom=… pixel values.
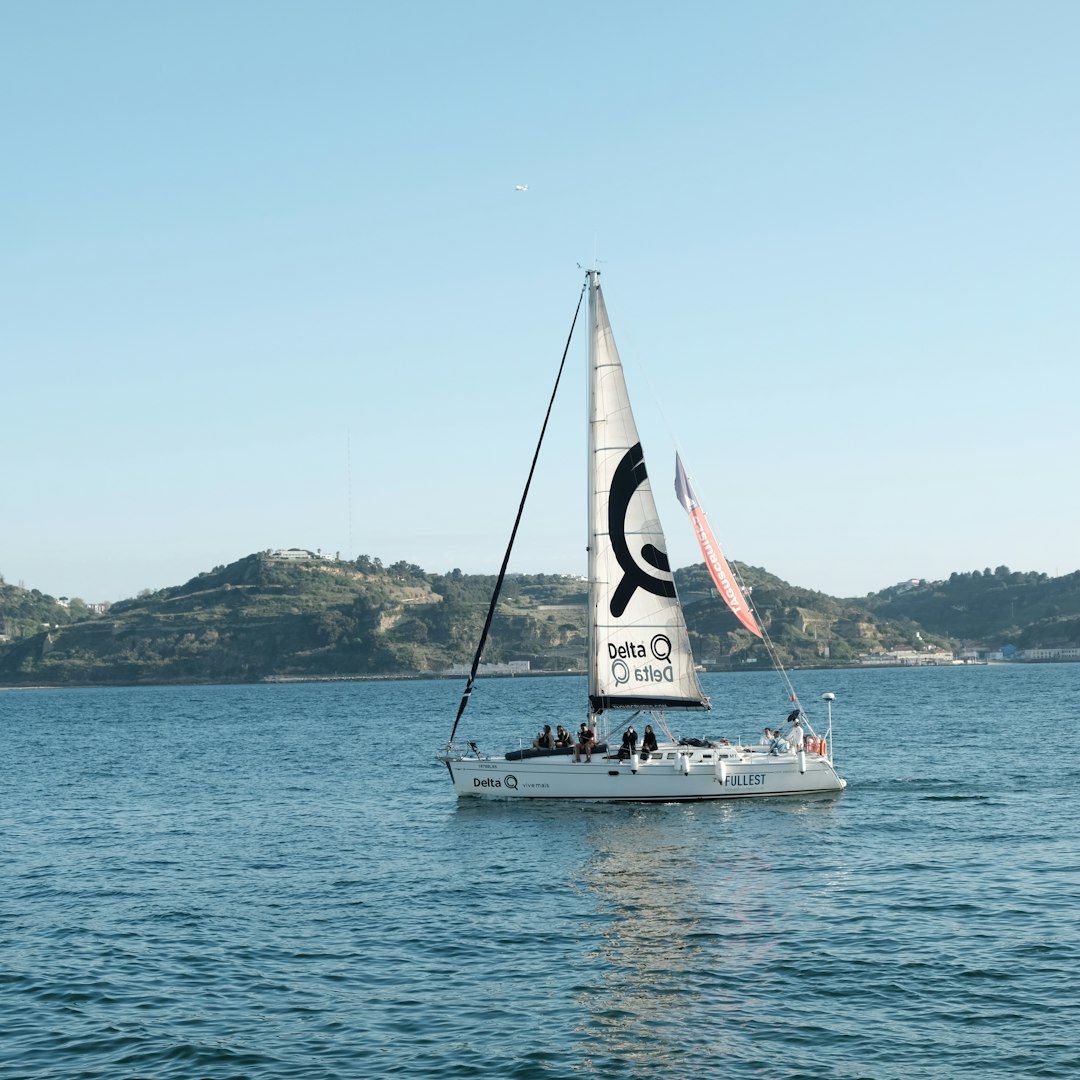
left=675, top=454, right=763, bottom=638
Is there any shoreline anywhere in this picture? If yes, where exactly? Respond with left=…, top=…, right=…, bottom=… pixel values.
left=3, top=657, right=1079, bottom=692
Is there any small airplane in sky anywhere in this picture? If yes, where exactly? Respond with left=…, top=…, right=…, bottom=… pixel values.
left=514, top=184, right=528, bottom=191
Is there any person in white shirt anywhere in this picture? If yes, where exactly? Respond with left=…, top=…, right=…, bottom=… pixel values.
left=789, top=717, right=805, bottom=751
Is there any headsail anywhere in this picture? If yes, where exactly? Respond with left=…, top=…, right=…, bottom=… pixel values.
left=587, top=274, right=709, bottom=714
left=674, top=452, right=763, bottom=638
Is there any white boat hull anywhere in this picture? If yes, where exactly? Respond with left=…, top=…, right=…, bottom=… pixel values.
left=438, top=745, right=846, bottom=801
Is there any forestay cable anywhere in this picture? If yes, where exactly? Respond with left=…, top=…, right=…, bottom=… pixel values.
left=449, top=281, right=587, bottom=743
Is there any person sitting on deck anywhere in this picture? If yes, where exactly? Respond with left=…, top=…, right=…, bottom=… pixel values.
left=574, top=722, right=595, bottom=763
left=641, top=724, right=658, bottom=754
left=555, top=724, right=574, bottom=749
left=536, top=724, right=557, bottom=750
left=760, top=726, right=774, bottom=748
left=617, top=725, right=639, bottom=760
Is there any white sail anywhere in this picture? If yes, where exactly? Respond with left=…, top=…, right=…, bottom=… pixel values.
left=586, top=273, right=708, bottom=714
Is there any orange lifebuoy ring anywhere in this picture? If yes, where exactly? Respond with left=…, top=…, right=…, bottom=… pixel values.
left=820, top=737, right=827, bottom=758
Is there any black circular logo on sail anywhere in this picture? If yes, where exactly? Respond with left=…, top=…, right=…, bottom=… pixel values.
left=608, top=443, right=675, bottom=618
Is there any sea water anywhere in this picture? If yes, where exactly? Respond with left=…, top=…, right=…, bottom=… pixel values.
left=2, top=664, right=1078, bottom=1079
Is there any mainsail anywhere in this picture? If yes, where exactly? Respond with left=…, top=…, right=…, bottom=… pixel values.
left=674, top=452, right=763, bottom=638
left=587, top=275, right=709, bottom=713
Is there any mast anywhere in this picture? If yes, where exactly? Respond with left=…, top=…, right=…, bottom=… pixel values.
left=586, top=270, right=600, bottom=717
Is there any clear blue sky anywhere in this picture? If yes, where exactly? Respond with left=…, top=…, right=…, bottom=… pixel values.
left=4, top=1, right=1078, bottom=603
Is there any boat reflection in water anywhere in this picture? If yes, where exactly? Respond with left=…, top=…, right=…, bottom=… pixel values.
left=564, top=797, right=846, bottom=1070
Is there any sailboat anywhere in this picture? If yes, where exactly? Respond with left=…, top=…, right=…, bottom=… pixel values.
left=436, top=271, right=846, bottom=801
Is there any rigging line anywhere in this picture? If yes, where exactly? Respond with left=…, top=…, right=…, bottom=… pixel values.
left=753, top=596, right=801, bottom=706
left=449, top=280, right=588, bottom=744
left=680, top=453, right=803, bottom=715
left=730, top=558, right=802, bottom=711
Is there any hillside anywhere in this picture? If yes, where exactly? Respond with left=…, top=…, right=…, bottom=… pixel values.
left=861, top=567, right=1080, bottom=649
left=675, top=563, right=949, bottom=668
left=0, top=575, right=85, bottom=639
left=0, top=553, right=591, bottom=686
left=4, top=550, right=1056, bottom=687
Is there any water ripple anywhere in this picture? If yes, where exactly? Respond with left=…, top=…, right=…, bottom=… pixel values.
left=2, top=669, right=1079, bottom=1077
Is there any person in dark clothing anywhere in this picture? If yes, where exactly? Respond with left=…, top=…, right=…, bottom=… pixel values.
left=618, top=725, right=638, bottom=760
left=574, top=722, right=595, bottom=762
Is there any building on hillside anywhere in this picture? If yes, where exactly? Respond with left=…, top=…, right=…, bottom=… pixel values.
left=266, top=548, right=335, bottom=562
left=1019, top=647, right=1080, bottom=661
left=446, top=661, right=532, bottom=677
left=857, top=648, right=955, bottom=666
